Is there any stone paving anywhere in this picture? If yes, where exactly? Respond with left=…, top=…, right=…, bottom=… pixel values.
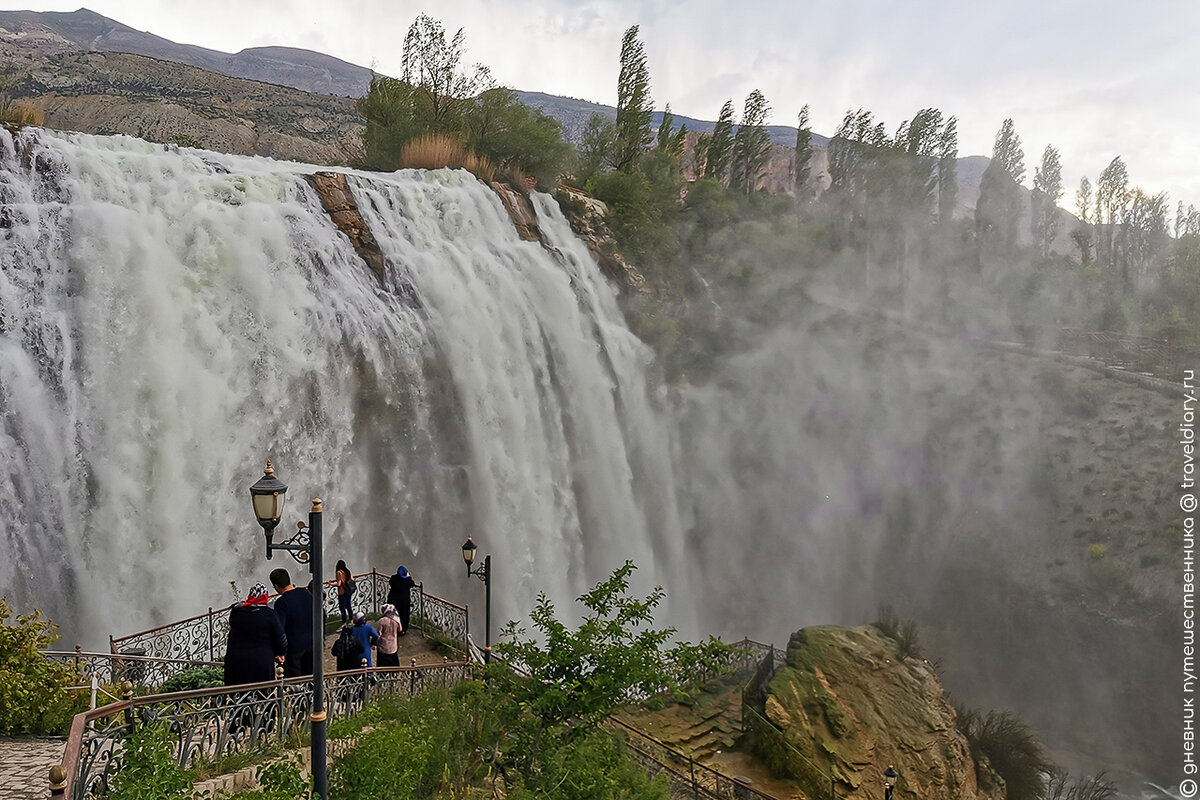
left=0, top=736, right=66, bottom=800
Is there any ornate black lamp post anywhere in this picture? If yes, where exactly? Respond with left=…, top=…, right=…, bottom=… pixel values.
left=249, top=461, right=327, bottom=800
left=884, top=766, right=898, bottom=800
left=460, top=536, right=492, bottom=662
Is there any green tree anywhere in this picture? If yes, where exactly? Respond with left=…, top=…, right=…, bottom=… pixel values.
left=655, top=104, right=687, bottom=158
left=976, top=118, right=1026, bottom=258
left=486, top=561, right=732, bottom=766
left=1031, top=144, right=1064, bottom=256
left=357, top=73, right=425, bottom=169
left=703, top=100, right=736, bottom=181
left=730, top=89, right=772, bottom=194
left=400, top=14, right=494, bottom=130
left=1072, top=176, right=1094, bottom=263
left=936, top=116, right=958, bottom=224
left=576, top=112, right=617, bottom=184
left=465, top=87, right=573, bottom=186
left=1095, top=156, right=1129, bottom=275
left=794, top=104, right=813, bottom=200
left=613, top=25, right=653, bottom=173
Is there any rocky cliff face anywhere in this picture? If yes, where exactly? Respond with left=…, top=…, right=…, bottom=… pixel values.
left=759, top=625, right=1000, bottom=800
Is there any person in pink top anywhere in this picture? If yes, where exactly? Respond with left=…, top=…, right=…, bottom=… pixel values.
left=375, top=604, right=401, bottom=667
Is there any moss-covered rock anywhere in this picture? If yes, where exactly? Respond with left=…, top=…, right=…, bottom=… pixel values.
left=755, top=625, right=1001, bottom=800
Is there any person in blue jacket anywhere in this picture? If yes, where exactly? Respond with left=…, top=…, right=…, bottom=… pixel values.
left=350, top=612, right=380, bottom=668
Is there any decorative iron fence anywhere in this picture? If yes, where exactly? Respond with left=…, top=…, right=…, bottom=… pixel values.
left=42, top=648, right=220, bottom=692
left=607, top=717, right=778, bottom=800
left=59, top=660, right=472, bottom=800
left=107, top=572, right=469, bottom=664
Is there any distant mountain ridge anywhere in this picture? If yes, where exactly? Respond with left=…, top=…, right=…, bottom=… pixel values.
left=0, top=7, right=373, bottom=96
left=0, top=8, right=828, bottom=147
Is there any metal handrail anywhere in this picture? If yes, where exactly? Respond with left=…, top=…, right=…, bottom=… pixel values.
left=607, top=716, right=781, bottom=800
left=107, top=570, right=470, bottom=664
left=58, top=659, right=472, bottom=799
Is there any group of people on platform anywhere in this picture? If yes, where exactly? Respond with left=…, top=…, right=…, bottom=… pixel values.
left=222, top=563, right=417, bottom=686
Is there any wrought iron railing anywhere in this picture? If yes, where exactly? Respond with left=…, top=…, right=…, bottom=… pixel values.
left=608, top=717, right=778, bottom=800
left=107, top=571, right=469, bottom=663
left=42, top=648, right=220, bottom=692
left=59, top=660, right=472, bottom=800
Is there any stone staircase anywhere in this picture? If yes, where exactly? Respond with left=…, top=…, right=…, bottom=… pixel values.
left=615, top=675, right=745, bottom=762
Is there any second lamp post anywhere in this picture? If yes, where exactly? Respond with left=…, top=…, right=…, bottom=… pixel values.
left=460, top=536, right=492, bottom=662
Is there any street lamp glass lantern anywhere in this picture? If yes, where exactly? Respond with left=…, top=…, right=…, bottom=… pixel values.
left=884, top=767, right=898, bottom=788
left=461, top=536, right=477, bottom=568
left=249, top=461, right=288, bottom=532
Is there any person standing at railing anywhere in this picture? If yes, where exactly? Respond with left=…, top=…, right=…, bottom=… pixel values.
left=334, top=559, right=355, bottom=623
left=387, top=565, right=416, bottom=635
left=270, top=567, right=313, bottom=677
left=375, top=604, right=401, bottom=667
left=350, top=612, right=380, bottom=668
left=223, top=582, right=287, bottom=686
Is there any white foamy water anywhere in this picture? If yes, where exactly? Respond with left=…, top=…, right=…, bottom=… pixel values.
left=0, top=128, right=691, bottom=640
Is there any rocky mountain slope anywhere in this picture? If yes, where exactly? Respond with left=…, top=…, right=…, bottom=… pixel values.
left=0, top=43, right=363, bottom=164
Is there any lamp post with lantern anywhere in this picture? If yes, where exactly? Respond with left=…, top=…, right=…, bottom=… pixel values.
left=884, top=766, right=898, bottom=800
left=460, top=536, right=492, bottom=662
left=248, top=461, right=327, bottom=800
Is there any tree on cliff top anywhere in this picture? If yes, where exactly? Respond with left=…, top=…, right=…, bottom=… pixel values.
left=400, top=14, right=494, bottom=130
left=613, top=25, right=654, bottom=173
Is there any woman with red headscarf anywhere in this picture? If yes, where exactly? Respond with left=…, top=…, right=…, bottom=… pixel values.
left=223, top=582, right=287, bottom=685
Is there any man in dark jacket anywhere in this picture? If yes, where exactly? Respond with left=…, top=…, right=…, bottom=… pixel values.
left=224, top=582, right=287, bottom=685
left=270, top=567, right=314, bottom=677
left=387, top=565, right=417, bottom=634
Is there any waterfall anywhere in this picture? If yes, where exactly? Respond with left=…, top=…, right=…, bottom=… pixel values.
left=0, top=127, right=693, bottom=642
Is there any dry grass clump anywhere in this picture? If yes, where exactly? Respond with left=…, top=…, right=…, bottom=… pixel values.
left=399, top=133, right=494, bottom=182
left=0, top=101, right=44, bottom=126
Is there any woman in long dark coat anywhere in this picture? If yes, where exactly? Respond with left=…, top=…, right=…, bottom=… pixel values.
left=387, top=565, right=416, bottom=634
left=224, top=582, right=287, bottom=685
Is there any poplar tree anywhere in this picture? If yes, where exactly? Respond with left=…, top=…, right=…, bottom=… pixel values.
left=703, top=100, right=735, bottom=181
left=656, top=104, right=687, bottom=158
left=730, top=89, right=772, bottom=194
left=794, top=104, right=813, bottom=199
left=1031, top=145, right=1063, bottom=256
left=976, top=118, right=1026, bottom=256
left=1095, top=156, right=1129, bottom=272
left=613, top=25, right=653, bottom=173
left=937, top=117, right=958, bottom=224
left=1072, top=176, right=1094, bottom=263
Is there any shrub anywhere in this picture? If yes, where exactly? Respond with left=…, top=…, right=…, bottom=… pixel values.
left=956, top=708, right=1052, bottom=800
left=0, top=100, right=43, bottom=126
left=223, top=754, right=310, bottom=800
left=0, top=598, right=85, bottom=735
left=158, top=667, right=225, bottom=694
left=399, top=133, right=495, bottom=182
left=1086, top=543, right=1107, bottom=560
left=106, top=722, right=192, bottom=800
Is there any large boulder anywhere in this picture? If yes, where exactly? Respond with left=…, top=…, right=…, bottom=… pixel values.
left=757, top=625, right=1002, bottom=800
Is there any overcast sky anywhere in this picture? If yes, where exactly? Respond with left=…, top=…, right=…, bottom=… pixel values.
left=16, top=0, right=1200, bottom=210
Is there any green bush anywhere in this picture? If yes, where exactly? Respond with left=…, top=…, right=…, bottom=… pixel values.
left=107, top=723, right=192, bottom=800
left=223, top=754, right=310, bottom=800
left=158, top=667, right=225, bottom=694
left=0, top=598, right=86, bottom=735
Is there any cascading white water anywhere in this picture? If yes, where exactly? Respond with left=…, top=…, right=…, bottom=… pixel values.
left=0, top=127, right=693, bottom=643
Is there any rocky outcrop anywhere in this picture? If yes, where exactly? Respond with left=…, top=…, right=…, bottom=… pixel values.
left=552, top=188, right=647, bottom=295
left=489, top=181, right=543, bottom=243
left=305, top=171, right=384, bottom=282
left=757, top=625, right=1001, bottom=800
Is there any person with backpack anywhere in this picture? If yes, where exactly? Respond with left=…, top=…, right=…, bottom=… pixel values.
left=351, top=612, right=381, bottom=668
left=331, top=622, right=364, bottom=671
left=334, top=559, right=355, bottom=623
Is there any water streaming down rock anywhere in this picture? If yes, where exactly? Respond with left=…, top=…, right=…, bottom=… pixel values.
left=0, top=127, right=693, bottom=641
